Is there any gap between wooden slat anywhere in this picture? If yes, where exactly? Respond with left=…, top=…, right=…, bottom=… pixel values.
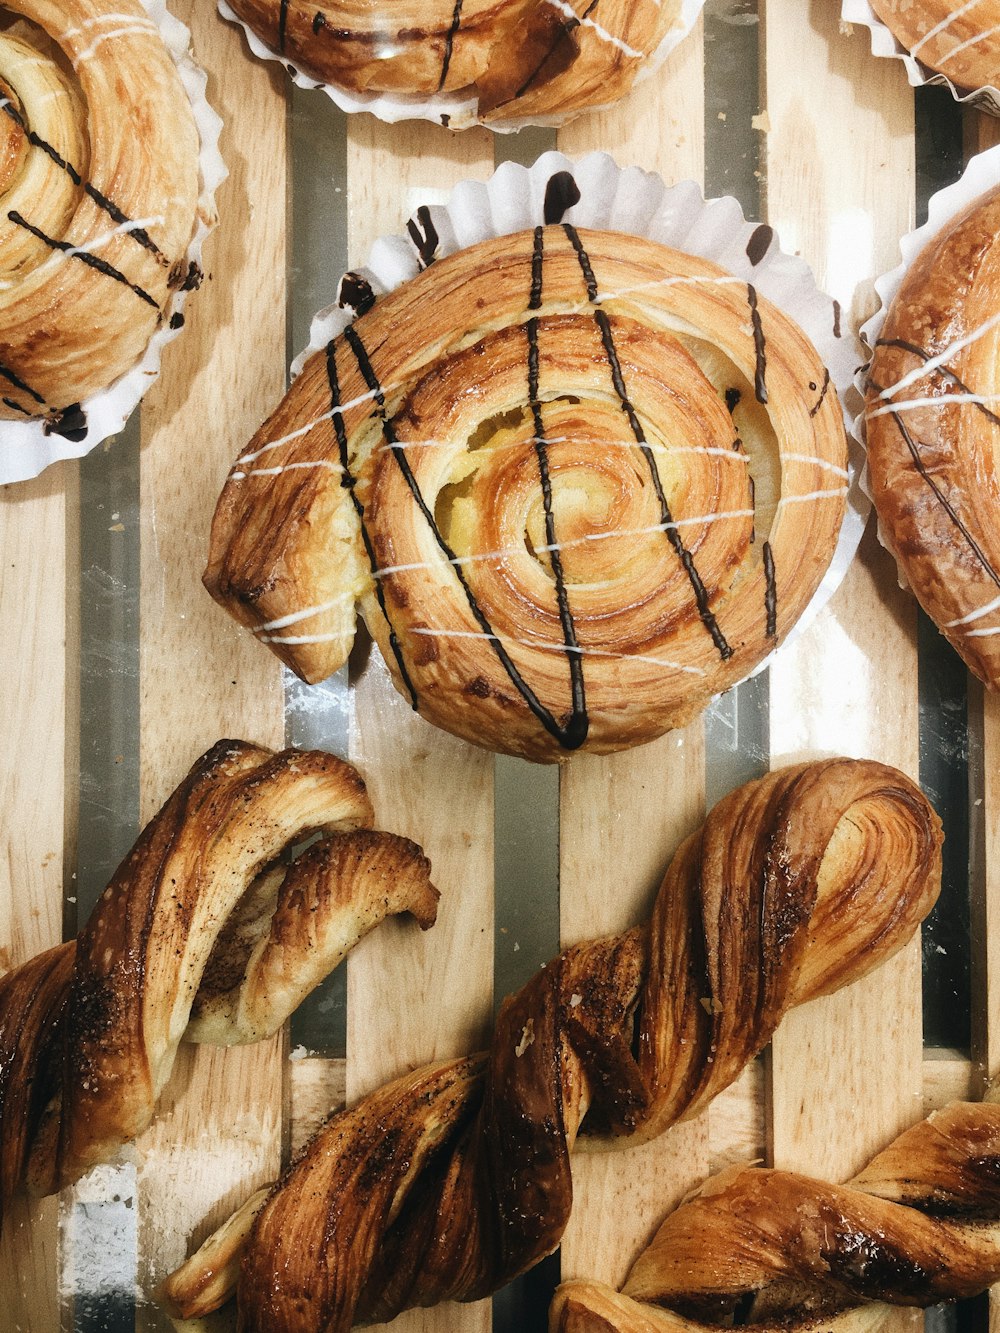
left=343, top=120, right=496, bottom=1333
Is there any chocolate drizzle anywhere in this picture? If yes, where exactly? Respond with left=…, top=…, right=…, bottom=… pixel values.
left=762, top=540, right=777, bottom=638
left=745, top=224, right=773, bottom=267
left=338, top=271, right=377, bottom=318
left=832, top=300, right=843, bottom=339
left=529, top=226, right=545, bottom=311
left=0, top=101, right=165, bottom=263
left=438, top=0, right=464, bottom=91
left=747, top=285, right=768, bottom=404
left=514, top=0, right=600, bottom=100
left=0, top=359, right=45, bottom=406
left=278, top=0, right=290, bottom=51
left=407, top=207, right=440, bottom=269
left=324, top=340, right=418, bottom=707
left=342, top=323, right=589, bottom=750
left=724, top=387, right=741, bottom=415
left=8, top=210, right=159, bottom=310
left=809, top=368, right=831, bottom=418
left=525, top=309, right=589, bottom=747
left=876, top=338, right=1000, bottom=430
left=562, top=223, right=733, bottom=662
left=543, top=172, right=582, bottom=226
left=312, top=10, right=325, bottom=32
left=2, top=396, right=30, bottom=416
left=45, top=403, right=88, bottom=442
left=870, top=374, right=1000, bottom=590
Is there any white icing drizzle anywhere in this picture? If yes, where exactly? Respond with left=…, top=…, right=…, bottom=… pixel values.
left=72, top=24, right=161, bottom=64
left=963, top=625, right=1000, bottom=638
left=780, top=453, right=850, bottom=478
left=878, top=311, right=1000, bottom=401
left=935, top=22, right=1000, bottom=69
left=775, top=486, right=849, bottom=506
left=867, top=390, right=1000, bottom=418
left=235, top=382, right=395, bottom=466
left=231, top=459, right=342, bottom=480
left=944, top=591, right=1000, bottom=628
left=59, top=217, right=164, bottom=260
left=909, top=0, right=985, bottom=55
left=258, top=630, right=347, bottom=645
left=254, top=592, right=357, bottom=633
left=542, top=0, right=645, bottom=58
left=410, top=627, right=708, bottom=676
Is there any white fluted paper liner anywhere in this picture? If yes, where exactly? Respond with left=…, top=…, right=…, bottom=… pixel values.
left=289, top=150, right=867, bottom=679
left=0, top=0, right=227, bottom=486
left=218, top=0, right=706, bottom=130
left=841, top=0, right=1000, bottom=115
left=853, top=141, right=1000, bottom=589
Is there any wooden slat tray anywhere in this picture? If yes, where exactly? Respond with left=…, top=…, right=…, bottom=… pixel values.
left=1, top=1, right=997, bottom=1329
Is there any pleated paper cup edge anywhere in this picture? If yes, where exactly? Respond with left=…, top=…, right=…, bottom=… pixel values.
left=286, top=149, right=866, bottom=685
left=216, top=0, right=706, bottom=131
left=840, top=0, right=1000, bottom=115
left=0, top=0, right=228, bottom=486
left=851, top=141, right=1000, bottom=591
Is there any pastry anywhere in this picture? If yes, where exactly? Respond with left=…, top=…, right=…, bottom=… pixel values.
left=224, top=0, right=689, bottom=125
left=205, top=224, right=848, bottom=762
left=551, top=1087, right=1000, bottom=1331
left=161, top=758, right=942, bottom=1330
left=0, top=739, right=437, bottom=1227
left=865, top=183, right=1000, bottom=690
left=0, top=0, right=203, bottom=440
left=870, top=1, right=1000, bottom=92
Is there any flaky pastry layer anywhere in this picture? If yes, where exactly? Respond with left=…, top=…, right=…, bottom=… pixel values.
left=206, top=225, right=848, bottom=761
left=865, top=183, right=1000, bottom=689
left=871, top=0, right=1000, bottom=91
left=0, top=0, right=202, bottom=436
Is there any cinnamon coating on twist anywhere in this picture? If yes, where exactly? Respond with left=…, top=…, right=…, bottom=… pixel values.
left=224, top=0, right=686, bottom=124
left=865, top=184, right=1000, bottom=691
left=161, top=757, right=942, bottom=1332
left=870, top=0, right=1000, bottom=92
left=206, top=224, right=847, bottom=762
left=0, top=739, right=438, bottom=1231
left=0, top=0, right=202, bottom=435
left=552, top=1089, right=1000, bottom=1333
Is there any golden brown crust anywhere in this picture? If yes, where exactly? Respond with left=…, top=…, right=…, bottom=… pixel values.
left=206, top=225, right=847, bottom=761
left=0, top=739, right=438, bottom=1219
left=224, top=0, right=683, bottom=123
left=871, top=0, right=1000, bottom=91
left=554, top=1093, right=1000, bottom=1333
left=0, top=0, right=201, bottom=431
left=865, top=184, right=1000, bottom=690
left=162, top=758, right=941, bottom=1332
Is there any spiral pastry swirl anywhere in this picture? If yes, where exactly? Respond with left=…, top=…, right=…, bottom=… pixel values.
left=0, top=740, right=438, bottom=1229
left=865, top=184, right=1000, bottom=691
left=0, top=0, right=201, bottom=438
left=871, top=0, right=1000, bottom=93
left=225, top=0, right=687, bottom=124
left=206, top=224, right=848, bottom=762
left=161, top=758, right=942, bottom=1331
left=552, top=1088, right=1000, bottom=1333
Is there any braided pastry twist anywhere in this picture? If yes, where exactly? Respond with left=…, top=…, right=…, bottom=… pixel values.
left=0, top=739, right=437, bottom=1231
left=870, top=1, right=1000, bottom=93
left=205, top=224, right=848, bottom=762
left=0, top=0, right=202, bottom=437
left=161, top=757, right=942, bottom=1331
left=224, top=0, right=688, bottom=125
left=551, top=1087, right=1000, bottom=1332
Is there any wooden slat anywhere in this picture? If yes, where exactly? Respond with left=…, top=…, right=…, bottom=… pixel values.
left=133, top=2, right=288, bottom=1310
left=0, top=464, right=70, bottom=1329
left=762, top=0, right=922, bottom=1201
left=557, top=24, right=709, bottom=1290
left=343, top=120, right=496, bottom=1333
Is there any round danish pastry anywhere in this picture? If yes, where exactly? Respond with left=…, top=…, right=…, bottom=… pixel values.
left=869, top=0, right=1000, bottom=93
left=865, top=183, right=1000, bottom=691
left=223, top=0, right=691, bottom=124
left=206, top=225, right=848, bottom=762
left=0, top=0, right=202, bottom=440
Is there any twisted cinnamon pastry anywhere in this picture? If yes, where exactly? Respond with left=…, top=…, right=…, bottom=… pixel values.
left=865, top=184, right=1000, bottom=691
left=0, top=0, right=202, bottom=438
left=206, top=222, right=848, bottom=761
left=871, top=0, right=999, bottom=92
left=224, top=0, right=687, bottom=124
left=551, top=1087, right=1000, bottom=1332
left=0, top=739, right=437, bottom=1231
left=161, top=757, right=942, bottom=1331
